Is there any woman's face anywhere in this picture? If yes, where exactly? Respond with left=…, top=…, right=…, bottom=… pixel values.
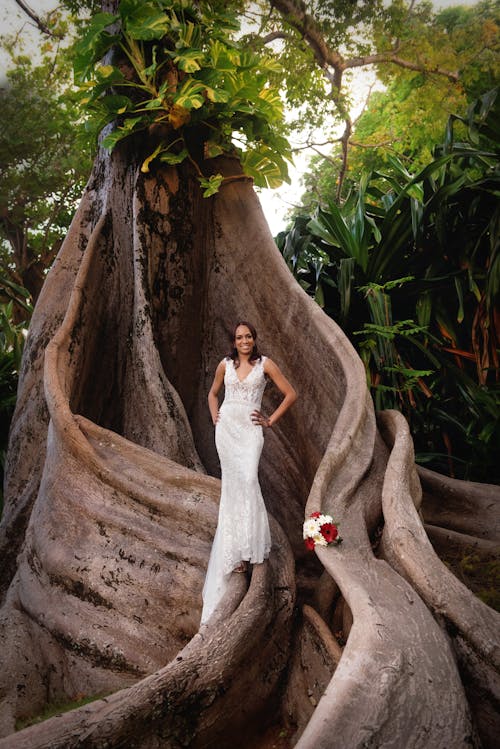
left=234, top=325, right=254, bottom=357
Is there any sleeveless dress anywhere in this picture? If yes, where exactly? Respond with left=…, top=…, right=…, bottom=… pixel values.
left=200, top=356, right=272, bottom=625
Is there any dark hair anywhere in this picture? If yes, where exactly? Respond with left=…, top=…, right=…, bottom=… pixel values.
left=228, top=320, right=262, bottom=366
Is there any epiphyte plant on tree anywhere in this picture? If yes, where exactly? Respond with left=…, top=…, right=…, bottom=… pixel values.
left=75, top=0, right=292, bottom=195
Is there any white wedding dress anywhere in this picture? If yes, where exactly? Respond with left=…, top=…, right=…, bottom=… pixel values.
left=200, top=356, right=272, bottom=625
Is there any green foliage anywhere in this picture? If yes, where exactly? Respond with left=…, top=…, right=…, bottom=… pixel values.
left=0, top=300, right=30, bottom=512
left=435, top=0, right=500, bottom=99
left=277, top=88, right=500, bottom=481
left=0, top=303, right=26, bottom=410
left=0, top=278, right=32, bottom=316
left=74, top=0, right=292, bottom=192
left=0, top=35, right=94, bottom=306
left=241, top=0, right=399, bottom=138
left=296, top=0, right=500, bottom=207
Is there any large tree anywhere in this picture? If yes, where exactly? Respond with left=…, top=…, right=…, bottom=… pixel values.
left=0, top=2, right=499, bottom=747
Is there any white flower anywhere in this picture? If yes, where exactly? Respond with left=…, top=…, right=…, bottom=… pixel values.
left=317, top=514, right=333, bottom=526
left=303, top=518, right=319, bottom=538
left=313, top=533, right=328, bottom=547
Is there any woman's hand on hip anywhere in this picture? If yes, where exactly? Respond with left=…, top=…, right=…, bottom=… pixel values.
left=251, top=410, right=271, bottom=428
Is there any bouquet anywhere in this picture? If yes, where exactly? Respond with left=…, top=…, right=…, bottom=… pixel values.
left=303, top=512, right=342, bottom=550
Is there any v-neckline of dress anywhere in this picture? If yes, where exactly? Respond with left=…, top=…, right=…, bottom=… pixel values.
left=233, top=359, right=257, bottom=384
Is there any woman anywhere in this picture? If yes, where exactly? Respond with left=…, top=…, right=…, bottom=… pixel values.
left=200, top=321, right=297, bottom=625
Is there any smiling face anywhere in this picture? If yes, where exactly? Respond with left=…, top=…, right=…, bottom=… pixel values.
left=234, top=324, right=255, bottom=358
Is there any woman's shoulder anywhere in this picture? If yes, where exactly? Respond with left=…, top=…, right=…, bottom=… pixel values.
left=261, top=355, right=275, bottom=372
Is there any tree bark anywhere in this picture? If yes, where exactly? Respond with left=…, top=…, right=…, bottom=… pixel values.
left=0, top=143, right=498, bottom=747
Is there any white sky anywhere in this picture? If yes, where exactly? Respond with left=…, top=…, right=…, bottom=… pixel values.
left=258, top=70, right=379, bottom=233
left=0, top=0, right=476, bottom=234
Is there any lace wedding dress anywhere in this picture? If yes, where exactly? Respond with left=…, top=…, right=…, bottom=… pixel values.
left=200, top=356, right=272, bottom=624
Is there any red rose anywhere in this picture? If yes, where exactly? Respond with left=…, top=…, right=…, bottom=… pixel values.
left=304, top=537, right=315, bottom=551
left=310, top=512, right=321, bottom=518
left=320, top=523, right=338, bottom=543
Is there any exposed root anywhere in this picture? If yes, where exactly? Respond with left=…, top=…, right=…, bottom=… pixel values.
left=1, top=523, right=295, bottom=749
left=418, top=465, right=500, bottom=542
left=378, top=409, right=500, bottom=746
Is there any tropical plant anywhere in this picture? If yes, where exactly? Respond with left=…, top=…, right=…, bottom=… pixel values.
left=0, top=303, right=26, bottom=412
left=0, top=278, right=32, bottom=487
left=0, top=298, right=30, bottom=511
left=278, top=88, right=500, bottom=481
left=74, top=0, right=292, bottom=193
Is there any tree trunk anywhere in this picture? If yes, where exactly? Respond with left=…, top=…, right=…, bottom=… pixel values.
left=0, top=144, right=498, bottom=748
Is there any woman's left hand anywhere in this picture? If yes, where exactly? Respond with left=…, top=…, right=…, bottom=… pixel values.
left=251, top=410, right=271, bottom=428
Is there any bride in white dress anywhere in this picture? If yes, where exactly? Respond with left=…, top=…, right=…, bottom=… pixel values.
left=200, top=321, right=297, bottom=625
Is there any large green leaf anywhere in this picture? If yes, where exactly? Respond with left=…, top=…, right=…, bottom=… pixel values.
left=100, top=95, right=133, bottom=115
left=241, top=146, right=289, bottom=189
left=198, top=173, right=224, bottom=197
left=101, top=116, right=144, bottom=149
left=159, top=147, right=189, bottom=165
left=172, top=50, right=205, bottom=73
left=308, top=205, right=362, bottom=267
left=73, top=13, right=118, bottom=81
left=173, top=79, right=206, bottom=110
left=121, top=2, right=171, bottom=40
left=208, top=40, right=237, bottom=71
left=338, top=257, right=356, bottom=321
left=255, top=87, right=284, bottom=120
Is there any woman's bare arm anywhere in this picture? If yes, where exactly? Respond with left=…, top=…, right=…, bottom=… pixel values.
left=252, top=358, right=297, bottom=427
left=208, top=360, right=226, bottom=425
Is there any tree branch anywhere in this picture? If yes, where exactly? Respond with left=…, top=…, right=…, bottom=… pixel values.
left=309, top=146, right=339, bottom=167
left=262, top=31, right=294, bottom=44
left=13, top=0, right=59, bottom=38
left=344, top=52, right=459, bottom=82
left=268, top=0, right=461, bottom=199
left=270, top=0, right=344, bottom=73
left=350, top=139, right=401, bottom=149
left=292, top=138, right=342, bottom=152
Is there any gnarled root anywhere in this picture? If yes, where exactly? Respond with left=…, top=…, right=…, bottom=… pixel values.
left=378, top=409, right=500, bottom=748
